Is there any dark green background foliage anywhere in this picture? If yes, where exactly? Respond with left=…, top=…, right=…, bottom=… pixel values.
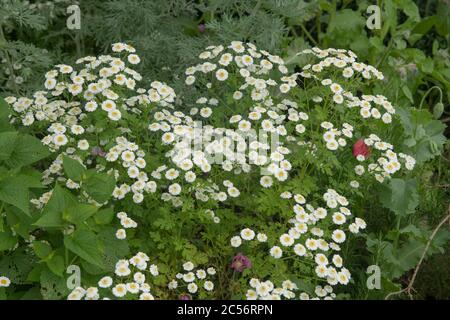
left=0, top=0, right=449, bottom=299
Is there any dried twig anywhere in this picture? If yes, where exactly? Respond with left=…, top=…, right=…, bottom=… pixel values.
left=385, top=205, right=450, bottom=300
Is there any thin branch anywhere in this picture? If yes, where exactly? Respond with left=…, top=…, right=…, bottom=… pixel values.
left=385, top=205, right=450, bottom=300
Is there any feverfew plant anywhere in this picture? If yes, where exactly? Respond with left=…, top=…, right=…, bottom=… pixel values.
left=1, top=41, right=418, bottom=300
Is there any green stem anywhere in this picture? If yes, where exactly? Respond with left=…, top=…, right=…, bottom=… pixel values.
left=418, top=86, right=443, bottom=110
left=300, top=24, right=318, bottom=46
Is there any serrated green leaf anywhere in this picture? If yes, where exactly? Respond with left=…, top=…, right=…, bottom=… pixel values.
left=32, top=241, right=52, bottom=259
left=34, top=184, right=77, bottom=228
left=62, top=156, right=86, bottom=182
left=0, top=132, right=18, bottom=161
left=83, top=170, right=115, bottom=203
left=63, top=203, right=98, bottom=225
left=94, top=207, right=115, bottom=225
left=46, top=254, right=65, bottom=277
left=0, top=228, right=17, bottom=251
left=0, top=177, right=30, bottom=215
left=64, top=229, right=105, bottom=269
left=4, top=134, right=50, bottom=168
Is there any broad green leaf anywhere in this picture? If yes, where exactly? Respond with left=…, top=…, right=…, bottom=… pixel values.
left=98, top=227, right=130, bottom=271
left=83, top=170, right=115, bottom=203
left=26, top=264, right=45, bottom=282
left=94, top=207, right=115, bottom=225
left=32, top=241, right=52, bottom=259
left=0, top=132, right=18, bottom=161
left=46, top=254, right=65, bottom=277
left=63, top=203, right=98, bottom=225
left=398, top=108, right=446, bottom=163
left=0, top=228, right=17, bottom=251
left=34, top=184, right=78, bottom=228
left=0, top=173, right=41, bottom=215
left=64, top=229, right=104, bottom=269
left=62, top=156, right=86, bottom=182
left=4, top=134, right=50, bottom=168
left=380, top=178, right=419, bottom=216
left=40, top=268, right=69, bottom=300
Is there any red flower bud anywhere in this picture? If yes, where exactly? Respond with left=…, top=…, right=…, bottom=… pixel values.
left=353, top=139, right=371, bottom=159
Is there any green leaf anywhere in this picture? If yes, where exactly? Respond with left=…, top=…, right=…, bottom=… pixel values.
left=32, top=241, right=52, bottom=259
left=0, top=97, right=13, bottom=132
left=0, top=228, right=17, bottom=251
left=83, top=170, right=115, bottom=203
left=399, top=225, right=423, bottom=238
left=34, top=184, right=78, bottom=228
left=4, top=134, right=50, bottom=168
left=0, top=176, right=30, bottom=215
left=46, top=254, right=65, bottom=277
left=94, top=207, right=115, bottom=225
left=63, top=203, right=98, bottom=225
left=0, top=132, right=18, bottom=161
left=380, top=178, right=419, bottom=216
left=64, top=229, right=105, bottom=269
left=62, top=156, right=86, bottom=182
left=394, top=0, right=420, bottom=21
left=40, top=268, right=69, bottom=300
left=398, top=108, right=446, bottom=163
left=401, top=85, right=414, bottom=103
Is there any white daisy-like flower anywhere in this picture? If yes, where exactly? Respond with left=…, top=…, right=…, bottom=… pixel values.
left=240, top=228, right=255, bottom=241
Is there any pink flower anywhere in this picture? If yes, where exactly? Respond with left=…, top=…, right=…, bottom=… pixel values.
left=198, top=24, right=206, bottom=33
left=353, top=139, right=371, bottom=159
left=179, top=293, right=191, bottom=300
left=230, top=253, right=251, bottom=272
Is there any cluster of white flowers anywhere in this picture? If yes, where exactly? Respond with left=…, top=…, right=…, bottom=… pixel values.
left=321, top=121, right=353, bottom=151
left=356, top=134, right=416, bottom=183
left=106, top=136, right=157, bottom=204
left=115, top=211, right=137, bottom=240
left=271, top=189, right=366, bottom=288
left=298, top=47, right=384, bottom=80
left=146, top=41, right=315, bottom=204
left=293, top=47, right=416, bottom=183
left=299, top=285, right=336, bottom=300
left=6, top=43, right=177, bottom=210
left=67, top=252, right=159, bottom=300
left=169, top=262, right=216, bottom=295
left=5, top=41, right=420, bottom=301
left=230, top=228, right=267, bottom=247
left=246, top=279, right=298, bottom=300
left=186, top=41, right=294, bottom=96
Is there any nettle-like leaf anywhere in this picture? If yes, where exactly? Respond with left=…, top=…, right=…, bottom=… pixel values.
left=0, top=133, right=50, bottom=169
left=0, top=227, right=17, bottom=251
left=0, top=173, right=42, bottom=215
left=34, top=184, right=78, bottom=228
left=62, top=156, right=86, bottom=182
left=82, top=170, right=116, bottom=204
left=64, top=229, right=105, bottom=270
